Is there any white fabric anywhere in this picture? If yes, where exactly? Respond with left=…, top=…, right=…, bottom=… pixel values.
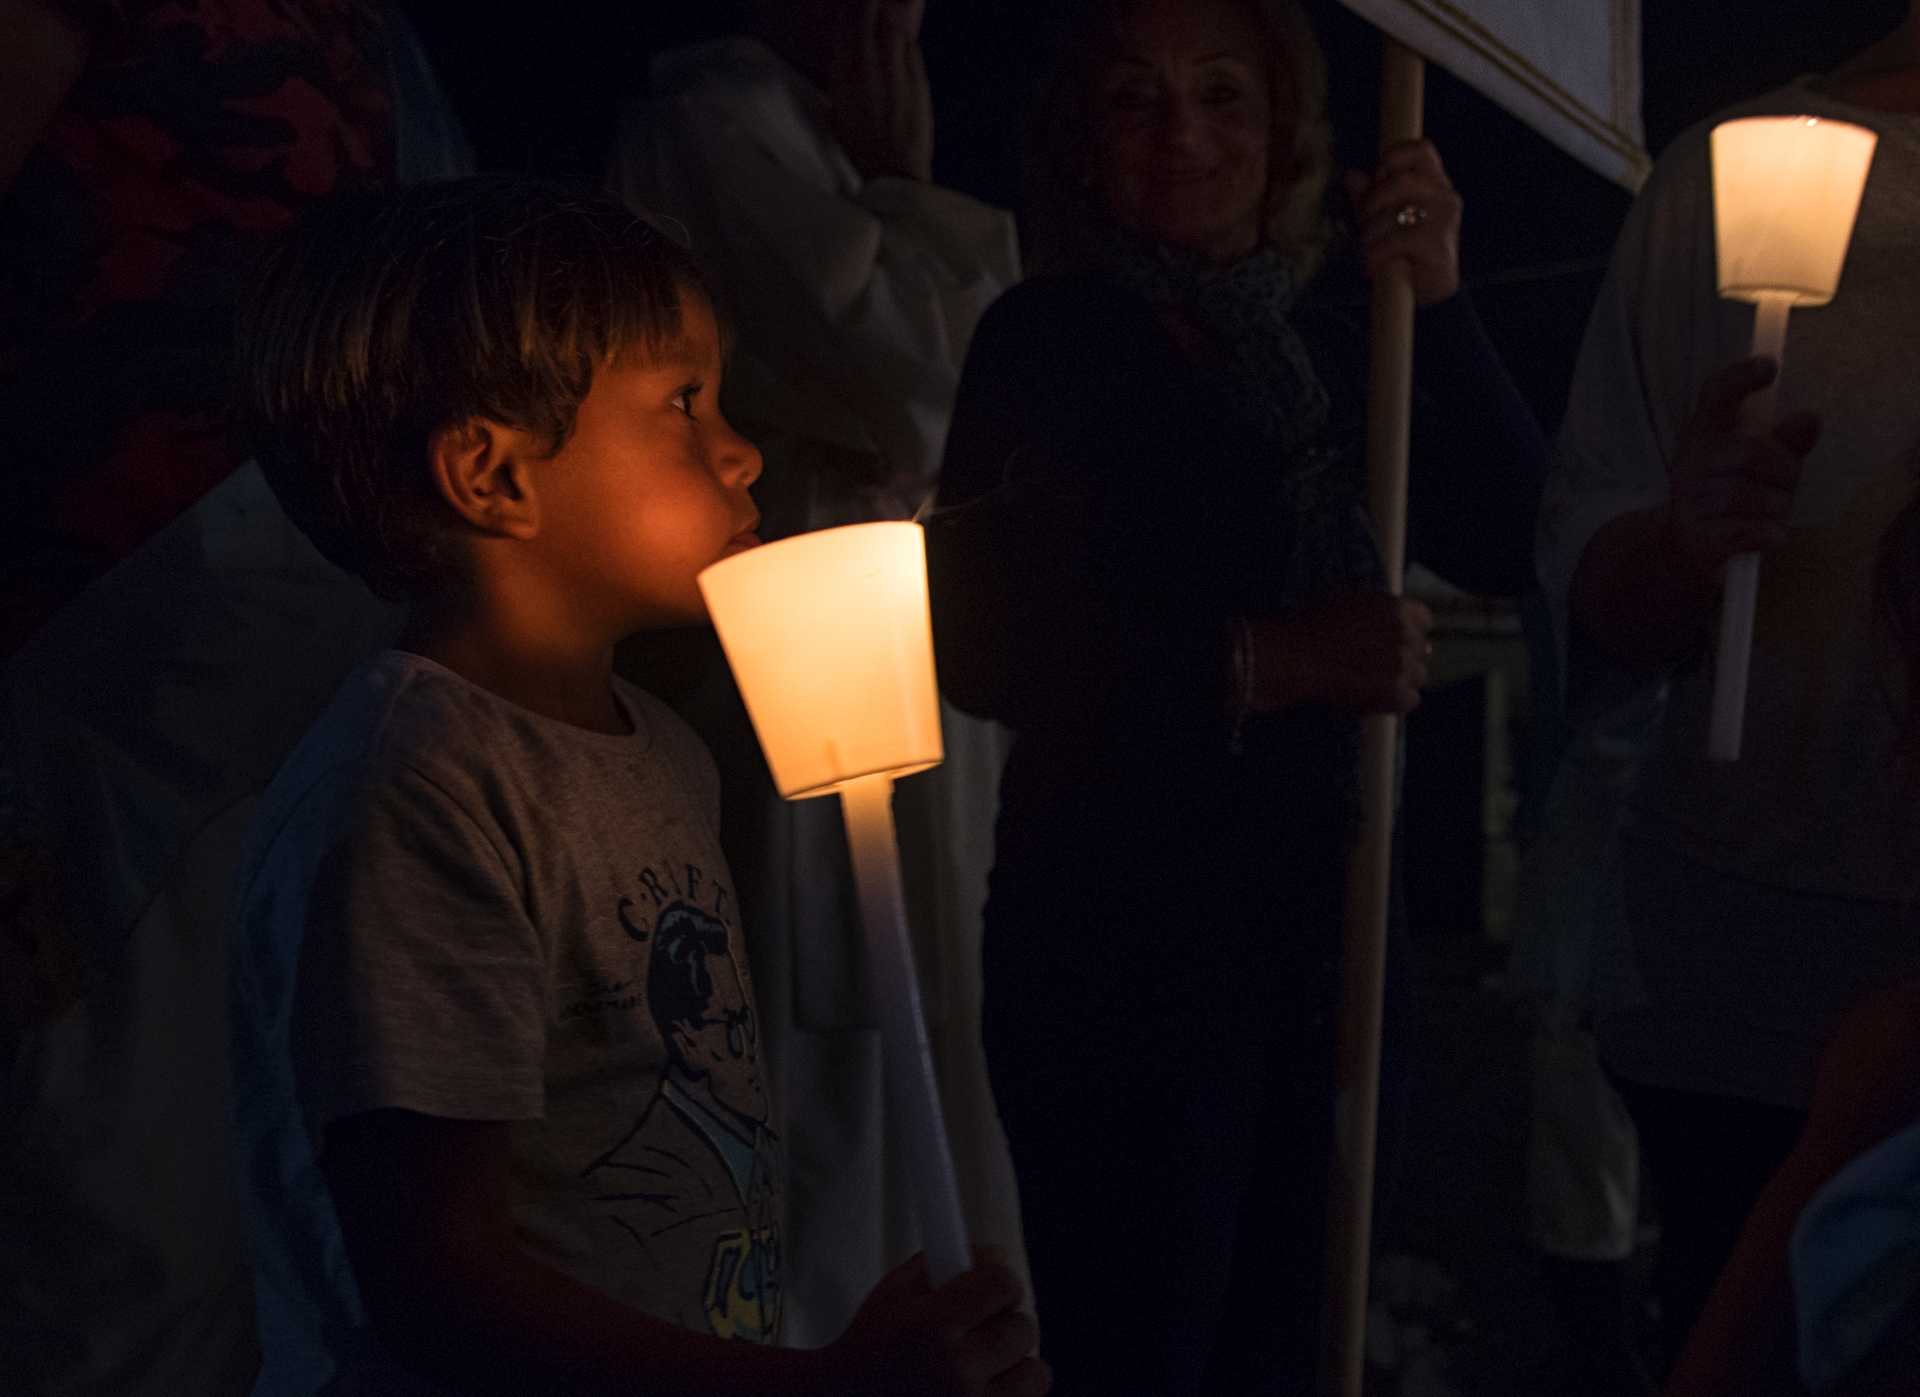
left=1505, top=686, right=1660, bottom=1016
left=607, top=37, right=1029, bottom=1348
left=1, top=464, right=399, bottom=1395
left=1338, top=0, right=1648, bottom=190
left=1508, top=695, right=1656, bottom=1262
left=1524, top=1020, right=1640, bottom=1262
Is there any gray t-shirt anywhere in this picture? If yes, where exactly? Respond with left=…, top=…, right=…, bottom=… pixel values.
left=230, top=651, right=783, bottom=1395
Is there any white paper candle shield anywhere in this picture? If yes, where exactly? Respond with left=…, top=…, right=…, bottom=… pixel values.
left=1712, top=116, right=1877, bottom=306
left=699, top=521, right=944, bottom=798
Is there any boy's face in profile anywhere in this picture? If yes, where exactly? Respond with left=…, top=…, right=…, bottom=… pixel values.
left=533, top=294, right=762, bottom=632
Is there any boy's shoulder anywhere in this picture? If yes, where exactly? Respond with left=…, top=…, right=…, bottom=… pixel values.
left=246, top=652, right=719, bottom=879
left=261, top=650, right=515, bottom=806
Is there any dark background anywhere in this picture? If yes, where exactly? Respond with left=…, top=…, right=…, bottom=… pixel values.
left=404, top=0, right=1909, bottom=438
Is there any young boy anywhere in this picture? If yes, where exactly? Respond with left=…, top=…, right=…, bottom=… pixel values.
left=226, top=176, right=1046, bottom=1397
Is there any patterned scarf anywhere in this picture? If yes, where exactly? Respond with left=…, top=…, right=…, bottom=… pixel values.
left=1087, top=225, right=1332, bottom=460
left=1082, top=225, right=1382, bottom=605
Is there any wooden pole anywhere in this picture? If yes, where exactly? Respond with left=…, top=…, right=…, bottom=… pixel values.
left=1323, top=36, right=1424, bottom=1397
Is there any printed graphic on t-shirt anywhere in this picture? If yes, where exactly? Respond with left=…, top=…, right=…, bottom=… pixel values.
left=580, top=864, right=782, bottom=1343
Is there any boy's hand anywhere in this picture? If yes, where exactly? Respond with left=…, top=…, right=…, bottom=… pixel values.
left=823, top=1249, right=1050, bottom=1397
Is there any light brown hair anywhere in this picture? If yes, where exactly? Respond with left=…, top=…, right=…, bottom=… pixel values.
left=1025, top=0, right=1335, bottom=278
left=235, top=177, right=713, bottom=599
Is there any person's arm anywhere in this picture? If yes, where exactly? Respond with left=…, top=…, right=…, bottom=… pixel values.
left=325, top=1110, right=1046, bottom=1397
left=322, top=1110, right=829, bottom=1395
left=925, top=284, right=1234, bottom=738
left=1339, top=139, right=1548, bottom=597
left=1542, top=126, right=1821, bottom=693
left=0, top=0, right=90, bottom=196
left=1664, top=981, right=1920, bottom=1397
left=822, top=0, right=932, bottom=184
left=1568, top=506, right=1723, bottom=673
left=928, top=285, right=1433, bottom=737
left=1569, top=357, right=1817, bottom=672
left=1660, top=1142, right=1827, bottom=1396
left=1404, top=291, right=1551, bottom=597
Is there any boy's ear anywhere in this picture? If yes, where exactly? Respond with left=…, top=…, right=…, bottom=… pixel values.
left=427, top=419, right=542, bottom=540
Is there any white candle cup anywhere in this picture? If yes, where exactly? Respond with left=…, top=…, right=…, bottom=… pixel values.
left=1705, top=116, right=1877, bottom=763
left=698, top=522, right=943, bottom=800
left=699, top=522, right=971, bottom=1283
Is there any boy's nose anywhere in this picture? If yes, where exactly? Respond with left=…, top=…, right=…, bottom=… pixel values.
left=720, top=423, right=764, bottom=489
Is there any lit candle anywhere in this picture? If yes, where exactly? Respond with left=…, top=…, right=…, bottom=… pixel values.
left=1706, top=114, right=1876, bottom=762
left=698, top=521, right=969, bottom=1282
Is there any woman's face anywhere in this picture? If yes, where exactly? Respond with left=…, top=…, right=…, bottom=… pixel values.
left=1086, top=0, right=1285, bottom=263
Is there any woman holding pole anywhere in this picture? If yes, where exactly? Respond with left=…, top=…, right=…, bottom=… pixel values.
left=925, top=1, right=1546, bottom=1389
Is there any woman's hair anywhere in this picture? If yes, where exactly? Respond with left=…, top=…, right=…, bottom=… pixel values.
left=234, top=175, right=713, bottom=599
left=1023, top=0, right=1334, bottom=278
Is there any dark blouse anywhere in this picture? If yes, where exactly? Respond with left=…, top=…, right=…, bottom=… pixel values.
left=925, top=269, right=1546, bottom=855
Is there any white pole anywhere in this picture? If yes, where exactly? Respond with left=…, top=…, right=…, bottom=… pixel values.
left=837, top=770, right=972, bottom=1284
left=1707, top=292, right=1793, bottom=763
left=1325, top=36, right=1424, bottom=1397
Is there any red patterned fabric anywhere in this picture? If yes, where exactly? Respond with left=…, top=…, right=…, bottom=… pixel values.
left=0, top=0, right=392, bottom=654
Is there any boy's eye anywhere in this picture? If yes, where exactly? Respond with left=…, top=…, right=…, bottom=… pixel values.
left=672, top=383, right=702, bottom=417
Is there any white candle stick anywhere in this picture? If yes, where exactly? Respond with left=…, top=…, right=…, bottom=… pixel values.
left=1705, top=115, right=1876, bottom=763
left=839, top=771, right=971, bottom=1282
left=1707, top=292, right=1792, bottom=762
left=698, top=522, right=969, bottom=1283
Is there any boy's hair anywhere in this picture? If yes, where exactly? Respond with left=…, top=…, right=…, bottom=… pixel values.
left=235, top=175, right=713, bottom=598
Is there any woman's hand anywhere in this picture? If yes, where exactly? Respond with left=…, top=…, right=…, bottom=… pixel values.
left=1246, top=593, right=1433, bottom=716
left=828, top=0, right=934, bottom=183
left=1664, top=355, right=1820, bottom=577
left=1344, top=139, right=1462, bottom=306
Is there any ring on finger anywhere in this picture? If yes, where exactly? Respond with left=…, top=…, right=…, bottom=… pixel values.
left=1394, top=203, right=1430, bottom=229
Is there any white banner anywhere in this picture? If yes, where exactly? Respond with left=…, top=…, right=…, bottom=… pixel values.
left=1338, top=0, right=1649, bottom=189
